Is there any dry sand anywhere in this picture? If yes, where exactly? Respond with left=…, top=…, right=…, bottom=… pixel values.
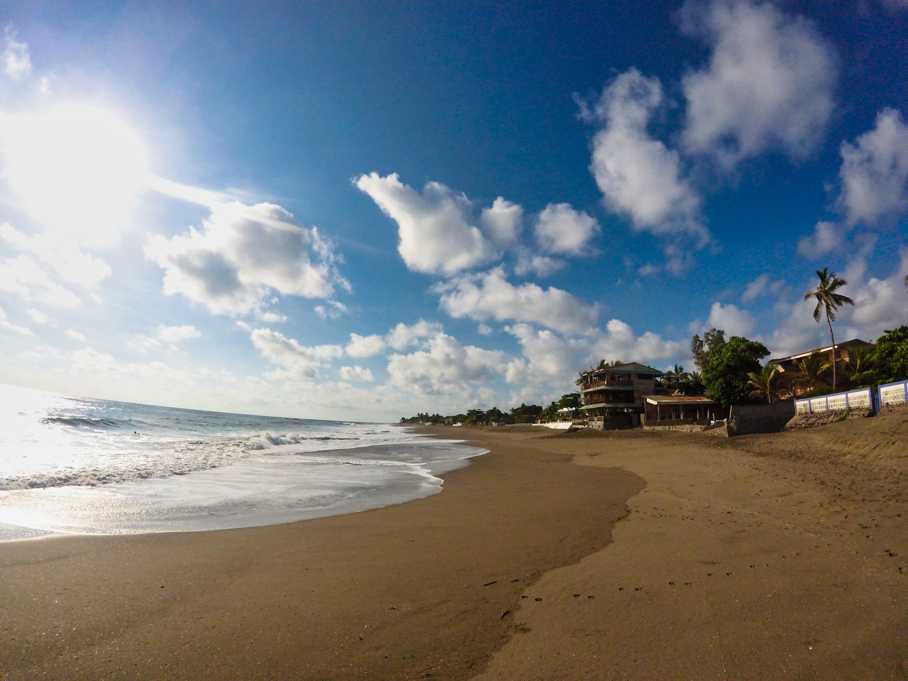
left=1, top=410, right=906, bottom=680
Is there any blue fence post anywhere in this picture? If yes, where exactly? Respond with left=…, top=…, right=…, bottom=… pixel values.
left=845, top=391, right=849, bottom=410
left=825, top=395, right=829, bottom=412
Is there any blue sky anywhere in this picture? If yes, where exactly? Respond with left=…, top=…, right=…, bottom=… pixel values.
left=0, top=0, right=906, bottom=421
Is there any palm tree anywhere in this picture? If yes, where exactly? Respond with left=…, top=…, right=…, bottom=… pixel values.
left=686, top=370, right=706, bottom=395
left=796, top=352, right=831, bottom=394
left=804, top=268, right=854, bottom=391
left=844, top=346, right=878, bottom=387
left=663, top=364, right=689, bottom=393
left=747, top=364, right=779, bottom=404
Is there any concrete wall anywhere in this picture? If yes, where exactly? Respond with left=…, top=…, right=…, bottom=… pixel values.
left=728, top=401, right=796, bottom=436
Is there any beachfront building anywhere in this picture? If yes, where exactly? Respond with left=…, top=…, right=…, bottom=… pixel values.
left=769, top=338, right=873, bottom=397
left=642, top=395, right=725, bottom=428
left=576, top=362, right=662, bottom=429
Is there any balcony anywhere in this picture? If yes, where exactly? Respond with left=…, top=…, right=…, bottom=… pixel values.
left=580, top=377, right=634, bottom=392
left=581, top=392, right=639, bottom=406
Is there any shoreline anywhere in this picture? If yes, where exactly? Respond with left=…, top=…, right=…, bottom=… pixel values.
left=0, top=426, right=642, bottom=680
left=1, top=417, right=905, bottom=680
left=0, top=431, right=486, bottom=541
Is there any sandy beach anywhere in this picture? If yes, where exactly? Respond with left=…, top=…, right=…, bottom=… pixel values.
left=2, top=412, right=906, bottom=680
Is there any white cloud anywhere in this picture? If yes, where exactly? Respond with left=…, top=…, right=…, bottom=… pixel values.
left=0, top=224, right=111, bottom=289
left=385, top=319, right=444, bottom=351
left=534, top=203, right=600, bottom=256
left=64, top=329, right=87, bottom=343
left=435, top=267, right=599, bottom=335
left=796, top=221, right=846, bottom=260
left=513, top=248, right=564, bottom=278
left=838, top=108, right=908, bottom=227
left=768, top=296, right=829, bottom=357
left=848, top=247, right=908, bottom=339
left=480, top=197, right=523, bottom=248
left=339, top=365, right=375, bottom=383
left=741, top=273, right=785, bottom=302
left=354, top=172, right=501, bottom=275
left=477, top=323, right=494, bottom=336
left=0, top=255, right=82, bottom=309
left=3, top=29, right=31, bottom=81
left=314, top=300, right=349, bottom=320
left=27, top=308, right=51, bottom=325
left=387, top=333, right=510, bottom=396
left=706, top=301, right=756, bottom=337
left=590, top=319, right=683, bottom=365
left=0, top=305, right=32, bottom=336
left=258, top=310, right=288, bottom=324
left=345, top=333, right=386, bottom=358
left=506, top=323, right=587, bottom=383
left=157, top=324, right=201, bottom=345
left=250, top=328, right=344, bottom=379
left=680, top=0, right=836, bottom=167
left=145, top=201, right=349, bottom=316
left=583, top=69, right=705, bottom=242
left=767, top=245, right=907, bottom=356
left=504, top=319, right=683, bottom=405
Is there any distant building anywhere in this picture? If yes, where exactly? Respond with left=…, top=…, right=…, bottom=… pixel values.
left=769, top=338, right=873, bottom=397
left=642, top=395, right=725, bottom=428
left=576, top=362, right=662, bottom=429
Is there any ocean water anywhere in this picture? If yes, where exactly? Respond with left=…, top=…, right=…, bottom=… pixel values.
left=0, top=384, right=485, bottom=540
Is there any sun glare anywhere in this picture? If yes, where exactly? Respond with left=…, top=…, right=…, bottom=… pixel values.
left=3, top=103, right=149, bottom=248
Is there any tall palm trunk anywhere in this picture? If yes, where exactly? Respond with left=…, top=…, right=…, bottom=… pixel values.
left=827, top=316, right=837, bottom=391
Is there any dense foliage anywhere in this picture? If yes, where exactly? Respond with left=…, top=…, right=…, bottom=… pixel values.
left=399, top=402, right=545, bottom=425
left=691, top=329, right=770, bottom=408
left=874, top=326, right=908, bottom=383
left=540, top=393, right=581, bottom=420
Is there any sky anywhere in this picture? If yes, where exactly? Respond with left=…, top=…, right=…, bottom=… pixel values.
left=0, top=0, right=906, bottom=422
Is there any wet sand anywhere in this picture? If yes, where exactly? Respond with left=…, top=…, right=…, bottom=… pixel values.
left=0, top=432, right=641, bottom=680
left=2, top=412, right=906, bottom=680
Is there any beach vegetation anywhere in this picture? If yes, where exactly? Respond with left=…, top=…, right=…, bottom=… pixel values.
left=796, top=351, right=831, bottom=393
left=873, top=325, right=908, bottom=383
left=747, top=364, right=779, bottom=404
left=692, top=328, right=770, bottom=408
left=843, top=345, right=879, bottom=387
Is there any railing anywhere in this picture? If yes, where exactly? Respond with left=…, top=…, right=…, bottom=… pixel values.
left=581, top=377, right=634, bottom=391
left=879, top=379, right=908, bottom=407
left=582, top=394, right=638, bottom=406
left=795, top=387, right=873, bottom=415
left=794, top=379, right=908, bottom=416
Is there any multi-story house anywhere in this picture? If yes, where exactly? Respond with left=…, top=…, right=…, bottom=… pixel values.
left=575, top=362, right=662, bottom=429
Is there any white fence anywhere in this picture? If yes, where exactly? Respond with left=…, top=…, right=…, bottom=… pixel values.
left=795, top=387, right=873, bottom=416
left=879, top=379, right=908, bottom=408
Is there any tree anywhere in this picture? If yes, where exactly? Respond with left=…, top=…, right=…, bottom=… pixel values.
left=557, top=393, right=580, bottom=410
left=804, top=268, right=854, bottom=391
left=874, top=326, right=908, bottom=382
left=510, top=403, right=543, bottom=423
left=662, top=364, right=690, bottom=393
left=685, top=371, right=706, bottom=395
left=747, top=364, right=779, bottom=404
left=844, top=346, right=879, bottom=387
left=697, top=334, right=770, bottom=408
left=796, top=352, right=831, bottom=394
left=691, top=329, right=726, bottom=371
